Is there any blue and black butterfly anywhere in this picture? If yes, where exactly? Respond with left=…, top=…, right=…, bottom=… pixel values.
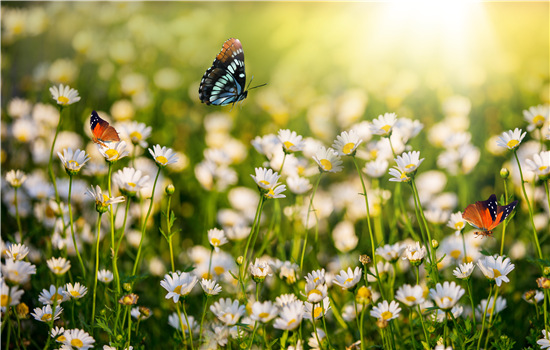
left=199, top=38, right=265, bottom=106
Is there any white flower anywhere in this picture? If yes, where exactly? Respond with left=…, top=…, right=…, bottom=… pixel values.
left=496, top=128, right=526, bottom=150
left=304, top=296, right=331, bottom=320
left=278, top=129, right=305, bottom=153
left=363, top=159, right=389, bottom=178
left=98, top=141, right=129, bottom=162
left=47, top=257, right=71, bottom=275
left=403, top=242, right=427, bottom=264
left=476, top=296, right=507, bottom=319
left=395, top=284, right=425, bottom=307
left=429, top=281, right=465, bottom=310
left=31, top=304, right=63, bottom=323
left=113, top=167, right=150, bottom=197
left=273, top=300, right=304, bottom=331
left=265, top=183, right=286, bottom=199
left=523, top=104, right=548, bottom=131
left=304, top=269, right=326, bottom=286
left=287, top=176, right=312, bottom=195
left=275, top=293, right=298, bottom=308
left=447, top=212, right=466, bottom=234
left=62, top=328, right=95, bottom=350
left=57, top=148, right=90, bottom=174
left=1, top=279, right=25, bottom=311
left=38, top=285, right=68, bottom=305
left=370, top=113, right=397, bottom=137
left=208, top=228, right=228, bottom=252
left=388, top=167, right=411, bottom=182
left=250, top=167, right=280, bottom=190
left=525, top=151, right=550, bottom=178
left=148, top=144, right=178, bottom=167
left=249, top=258, right=272, bottom=280
left=376, top=243, right=405, bottom=262
left=332, top=130, right=362, bottom=156
left=98, top=269, right=114, bottom=283
left=394, top=151, right=424, bottom=174
left=370, top=300, right=401, bottom=321
left=49, top=84, right=81, bottom=106
left=476, top=255, right=515, bottom=287
left=303, top=281, right=328, bottom=303
left=332, top=267, right=362, bottom=290
left=122, top=121, right=152, bottom=148
left=160, top=271, right=198, bottom=302
left=168, top=312, right=196, bottom=333
left=86, top=185, right=125, bottom=212
left=65, top=282, right=88, bottom=299
left=5, top=243, right=29, bottom=261
left=210, top=298, right=246, bottom=326
left=5, top=169, right=27, bottom=188
left=250, top=301, right=279, bottom=323
left=453, top=262, right=475, bottom=279
left=367, top=261, right=393, bottom=282
left=537, top=330, right=550, bottom=349
left=200, top=279, right=222, bottom=296
left=312, top=146, right=343, bottom=173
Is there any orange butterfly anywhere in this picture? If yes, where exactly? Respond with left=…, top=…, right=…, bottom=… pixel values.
left=462, top=194, right=517, bottom=237
left=90, top=111, right=120, bottom=147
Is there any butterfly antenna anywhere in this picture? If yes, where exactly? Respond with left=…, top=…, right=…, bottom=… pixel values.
left=246, top=75, right=268, bottom=91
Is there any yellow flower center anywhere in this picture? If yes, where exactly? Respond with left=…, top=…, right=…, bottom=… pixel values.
left=128, top=182, right=136, bottom=187
left=487, top=307, right=493, bottom=314
left=533, top=115, right=545, bottom=126
left=53, top=266, right=63, bottom=274
left=156, top=155, right=168, bottom=165
left=70, top=290, right=80, bottom=297
left=343, top=142, right=355, bottom=154
left=211, top=238, right=220, bottom=246
left=214, top=266, right=225, bottom=275
left=50, top=293, right=63, bottom=302
left=506, top=139, right=519, bottom=149
left=405, top=296, right=417, bottom=303
left=68, top=160, right=80, bottom=169
left=58, top=335, right=66, bottom=342
left=287, top=318, right=297, bottom=327
left=57, top=96, right=69, bottom=105
left=381, top=311, right=393, bottom=320
left=130, top=131, right=143, bottom=141
left=370, top=149, right=378, bottom=159
left=405, top=163, right=416, bottom=169
left=41, top=313, right=52, bottom=321
left=344, top=277, right=354, bottom=284
left=441, top=296, right=453, bottom=305
left=492, top=268, right=502, bottom=278
left=259, top=180, right=270, bottom=186
left=102, top=194, right=110, bottom=203
left=1, top=295, right=10, bottom=307
left=314, top=306, right=323, bottom=318
left=320, top=159, right=332, bottom=171
left=283, top=141, right=294, bottom=150
left=71, top=339, right=84, bottom=347
left=266, top=188, right=275, bottom=197
left=454, top=222, right=465, bottom=230
left=450, top=250, right=461, bottom=259
left=539, top=166, right=548, bottom=172
left=308, top=289, right=322, bottom=297
left=400, top=172, right=408, bottom=180
left=259, top=312, right=269, bottom=319
left=174, top=285, right=182, bottom=294
left=381, top=125, right=391, bottom=133
left=105, top=149, right=119, bottom=159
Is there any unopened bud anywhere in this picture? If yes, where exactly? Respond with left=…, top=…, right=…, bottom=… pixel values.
left=500, top=168, right=510, bottom=179
left=376, top=319, right=388, bottom=329
left=165, top=184, right=175, bottom=195
left=236, top=256, right=244, bottom=266
left=431, top=239, right=439, bottom=249
left=536, top=277, right=550, bottom=289
left=123, top=283, right=132, bottom=292
left=359, top=255, right=371, bottom=265
left=523, top=290, right=536, bottom=301
left=543, top=266, right=550, bottom=277
left=16, top=303, right=29, bottom=318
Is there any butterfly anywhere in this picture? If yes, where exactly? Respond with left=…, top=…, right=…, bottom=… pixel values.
left=90, top=111, right=120, bottom=147
left=199, top=38, right=265, bottom=106
left=462, top=194, right=518, bottom=237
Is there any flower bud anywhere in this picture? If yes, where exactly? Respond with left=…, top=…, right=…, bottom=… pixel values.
left=543, top=266, right=550, bottom=277
left=359, top=255, right=371, bottom=265
left=236, top=256, right=244, bottom=266
left=376, top=319, right=389, bottom=329
left=431, top=239, right=439, bottom=249
left=123, top=283, right=132, bottom=292
left=165, top=184, right=175, bottom=195
left=500, top=168, right=510, bottom=179
left=16, top=303, right=29, bottom=318
left=523, top=290, right=536, bottom=301
left=356, top=286, right=372, bottom=305
left=536, top=277, right=550, bottom=289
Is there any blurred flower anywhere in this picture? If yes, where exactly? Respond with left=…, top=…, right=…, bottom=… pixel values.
left=120, top=72, right=145, bottom=96
left=1, top=278, right=24, bottom=312
left=522, top=290, right=544, bottom=304
left=47, top=257, right=71, bottom=275
left=131, top=306, right=152, bottom=321
left=496, top=128, right=526, bottom=151
left=250, top=301, right=279, bottom=323
left=429, top=281, right=465, bottom=310
left=363, top=159, right=389, bottom=178
left=273, top=300, right=304, bottom=331
left=38, top=285, right=68, bottom=305
left=453, top=262, right=475, bottom=279
left=368, top=261, right=393, bottom=283
left=287, top=176, right=312, bottom=195
left=168, top=312, right=196, bottom=333
left=447, top=212, right=466, bottom=234
left=113, top=167, right=150, bottom=197
left=278, top=129, right=305, bottom=153
left=110, top=100, right=135, bottom=121
left=403, top=242, right=427, bottom=265
left=210, top=298, right=246, bottom=326
left=476, top=296, right=507, bottom=319
left=333, top=267, right=362, bottom=290
left=119, top=293, right=139, bottom=305
left=376, top=243, right=405, bottom=262
left=370, top=113, right=397, bottom=137
left=65, top=282, right=88, bottom=300
left=523, top=104, right=548, bottom=131
left=431, top=305, right=463, bottom=323
left=98, top=141, right=129, bottom=162
left=98, top=269, right=114, bottom=283
left=304, top=296, right=330, bottom=320
left=251, top=167, right=280, bottom=191
left=537, top=330, right=550, bottom=349
left=308, top=329, right=326, bottom=350
left=110, top=40, right=136, bottom=65
left=48, top=59, right=78, bottom=84
left=275, top=293, right=298, bottom=308
left=395, top=284, right=424, bottom=307
left=86, top=185, right=125, bottom=213
left=249, top=258, right=272, bottom=282
left=370, top=300, right=401, bottom=321
left=160, top=271, right=198, bottom=302
left=304, top=280, right=328, bottom=304
left=5, top=169, right=27, bottom=188
left=62, top=328, right=95, bottom=350
left=2, top=259, right=36, bottom=284
left=525, top=151, right=550, bottom=179
left=200, top=279, right=222, bottom=296
left=394, top=151, right=424, bottom=174
left=5, top=243, right=29, bottom=261
left=154, top=67, right=182, bottom=90
left=12, top=117, right=37, bottom=142
left=425, top=208, right=451, bottom=225
left=58, top=148, right=90, bottom=175
left=332, top=130, right=362, bottom=156
left=31, top=304, right=63, bottom=323
left=312, top=146, right=343, bottom=173
left=477, top=255, right=515, bottom=286
left=388, top=167, right=410, bottom=182
left=121, top=121, right=152, bottom=148
left=208, top=228, right=228, bottom=252
left=49, top=84, right=80, bottom=106
left=7, top=98, right=32, bottom=118
left=149, top=144, right=178, bottom=167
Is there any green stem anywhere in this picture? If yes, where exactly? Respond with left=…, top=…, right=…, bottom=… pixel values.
left=484, top=286, right=500, bottom=350
left=114, top=198, right=131, bottom=272
left=68, top=175, right=86, bottom=277
left=513, top=151, right=543, bottom=259
left=91, top=212, right=103, bottom=329
left=126, top=306, right=132, bottom=348
left=182, top=301, right=195, bottom=350
left=544, top=180, right=550, bottom=217
left=241, top=196, right=265, bottom=286
left=416, top=305, right=429, bottom=345
left=300, top=173, right=322, bottom=270
left=476, top=284, right=494, bottom=350
left=14, top=188, right=23, bottom=236
left=106, top=163, right=121, bottom=294
left=48, top=107, right=63, bottom=203
left=500, top=178, right=509, bottom=255
left=165, top=193, right=175, bottom=271
left=198, top=295, right=209, bottom=345
left=466, top=279, right=477, bottom=327
left=133, top=167, right=162, bottom=276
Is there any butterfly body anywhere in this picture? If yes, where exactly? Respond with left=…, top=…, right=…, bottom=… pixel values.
left=462, top=194, right=518, bottom=237
left=199, top=38, right=250, bottom=106
left=90, top=111, right=120, bottom=147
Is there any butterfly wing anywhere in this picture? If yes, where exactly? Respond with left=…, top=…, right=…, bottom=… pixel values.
left=199, top=38, right=247, bottom=106
left=488, top=200, right=518, bottom=230
left=90, top=111, right=120, bottom=145
left=462, top=194, right=498, bottom=232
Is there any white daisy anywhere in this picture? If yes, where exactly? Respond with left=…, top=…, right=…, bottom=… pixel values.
left=1, top=259, right=36, bottom=284
left=363, top=159, right=389, bottom=178
left=332, top=130, right=363, bottom=156
left=148, top=144, right=178, bottom=167
left=208, top=228, right=228, bottom=252
left=447, top=212, right=466, bottom=234
left=525, top=151, right=550, bottom=179
left=200, top=278, right=222, bottom=296
left=332, top=267, right=362, bottom=290
left=5, top=169, right=27, bottom=188
left=273, top=300, right=304, bottom=331
left=49, top=84, right=81, bottom=106
left=303, top=280, right=328, bottom=304
left=62, top=328, right=95, bottom=350
left=97, top=269, right=114, bottom=283
left=278, top=129, right=305, bottom=153
left=370, top=300, right=401, bottom=321
left=453, top=262, right=475, bottom=279
left=31, top=304, right=63, bottom=323
left=476, top=255, right=515, bottom=287
left=65, top=282, right=88, bottom=299
left=249, top=258, right=272, bottom=282
left=388, top=167, right=411, bottom=182
left=475, top=296, right=507, bottom=319
left=287, top=176, right=312, bottom=195
left=210, top=298, right=246, bottom=326
left=122, top=121, right=152, bottom=148
left=312, top=146, right=343, bottom=173
left=47, top=257, right=71, bottom=275
left=250, top=167, right=281, bottom=191
left=250, top=301, right=279, bottom=323
left=496, top=128, right=526, bottom=150
left=376, top=242, right=405, bottom=262
left=403, top=242, right=427, bottom=265
left=523, top=104, right=548, bottom=131
left=537, top=330, right=550, bottom=349
left=395, top=284, right=425, bottom=307
left=38, top=285, right=69, bottom=305
left=304, top=296, right=331, bottom=320
left=0, top=279, right=25, bottom=312
left=265, top=183, right=286, bottom=199
left=394, top=151, right=425, bottom=174
left=160, top=271, right=198, bottom=302
left=168, top=312, right=196, bottom=333
left=370, top=113, right=397, bottom=137
left=5, top=243, right=29, bottom=261
left=86, top=185, right=125, bottom=213
left=429, top=281, right=465, bottom=310
left=113, top=167, right=150, bottom=197
left=57, top=148, right=90, bottom=175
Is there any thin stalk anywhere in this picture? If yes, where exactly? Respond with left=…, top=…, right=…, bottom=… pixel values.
left=513, top=151, right=543, bottom=259
left=484, top=286, right=500, bottom=350
left=198, top=295, right=210, bottom=345
left=466, top=279, right=477, bottom=327
left=133, top=167, right=161, bottom=276
left=48, top=107, right=63, bottom=203
left=476, top=284, right=494, bottom=350
left=126, top=306, right=132, bottom=348
left=182, top=301, right=195, bottom=350
left=91, top=212, right=103, bottom=329
left=165, top=193, right=175, bottom=271
left=416, top=305, right=429, bottom=345
left=300, top=173, right=322, bottom=270
left=68, top=175, right=86, bottom=277
left=106, top=163, right=120, bottom=294
left=500, top=177, right=509, bottom=255
left=114, top=199, right=131, bottom=273
left=14, top=188, right=23, bottom=236
left=544, top=180, right=550, bottom=216
left=241, top=196, right=265, bottom=286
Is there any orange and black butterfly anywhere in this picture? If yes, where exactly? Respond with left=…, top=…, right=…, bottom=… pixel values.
left=462, top=194, right=517, bottom=237
left=90, top=111, right=120, bottom=147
